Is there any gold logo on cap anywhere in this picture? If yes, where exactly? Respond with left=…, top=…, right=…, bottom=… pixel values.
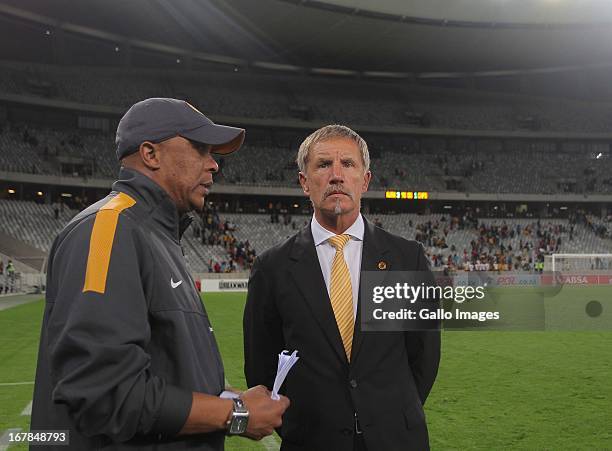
left=377, top=261, right=387, bottom=270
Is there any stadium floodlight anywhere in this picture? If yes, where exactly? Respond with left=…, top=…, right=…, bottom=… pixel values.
left=551, top=253, right=612, bottom=272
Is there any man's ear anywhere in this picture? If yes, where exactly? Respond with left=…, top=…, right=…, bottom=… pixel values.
left=362, top=170, right=372, bottom=193
left=299, top=171, right=309, bottom=195
left=139, top=141, right=161, bottom=170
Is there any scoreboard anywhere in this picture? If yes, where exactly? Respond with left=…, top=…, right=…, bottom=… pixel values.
left=385, top=190, right=429, bottom=200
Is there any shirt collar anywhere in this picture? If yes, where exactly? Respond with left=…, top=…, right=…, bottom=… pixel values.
left=311, top=214, right=364, bottom=247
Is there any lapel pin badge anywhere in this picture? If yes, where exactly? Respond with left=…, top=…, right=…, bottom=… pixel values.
left=377, top=260, right=387, bottom=270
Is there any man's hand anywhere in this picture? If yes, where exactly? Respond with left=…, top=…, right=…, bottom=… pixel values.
left=240, top=385, right=290, bottom=440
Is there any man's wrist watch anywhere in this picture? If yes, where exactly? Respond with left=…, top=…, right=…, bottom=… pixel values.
left=227, top=398, right=249, bottom=435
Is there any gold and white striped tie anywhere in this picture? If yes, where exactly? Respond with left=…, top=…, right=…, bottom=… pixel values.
left=328, top=234, right=354, bottom=361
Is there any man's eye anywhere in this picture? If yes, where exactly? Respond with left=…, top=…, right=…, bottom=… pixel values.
left=343, top=161, right=354, bottom=167
left=319, top=162, right=330, bottom=168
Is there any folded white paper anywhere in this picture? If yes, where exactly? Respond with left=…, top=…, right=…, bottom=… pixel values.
left=219, top=390, right=240, bottom=399
left=271, top=350, right=299, bottom=400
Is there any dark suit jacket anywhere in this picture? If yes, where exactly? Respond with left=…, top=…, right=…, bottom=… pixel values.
left=244, top=217, right=441, bottom=451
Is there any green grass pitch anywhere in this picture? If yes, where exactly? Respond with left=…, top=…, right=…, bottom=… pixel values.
left=0, top=291, right=610, bottom=450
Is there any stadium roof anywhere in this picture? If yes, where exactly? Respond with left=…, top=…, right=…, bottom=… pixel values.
left=1, top=0, right=612, bottom=76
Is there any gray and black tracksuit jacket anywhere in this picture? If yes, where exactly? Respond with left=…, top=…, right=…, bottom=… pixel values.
left=31, top=168, right=225, bottom=450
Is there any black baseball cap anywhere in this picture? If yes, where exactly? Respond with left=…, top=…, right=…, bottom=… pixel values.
left=115, top=97, right=245, bottom=160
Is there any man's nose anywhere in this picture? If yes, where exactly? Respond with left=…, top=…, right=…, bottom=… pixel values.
left=208, top=155, right=219, bottom=173
left=330, top=161, right=344, bottom=181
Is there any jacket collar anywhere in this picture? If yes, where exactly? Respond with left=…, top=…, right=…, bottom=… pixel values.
left=112, top=167, right=193, bottom=241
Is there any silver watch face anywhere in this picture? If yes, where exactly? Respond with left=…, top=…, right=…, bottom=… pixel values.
left=229, top=414, right=248, bottom=434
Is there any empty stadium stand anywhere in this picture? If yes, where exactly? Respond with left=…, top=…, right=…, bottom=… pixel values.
left=2, top=61, right=612, bottom=133
left=2, top=124, right=612, bottom=194
left=0, top=200, right=228, bottom=274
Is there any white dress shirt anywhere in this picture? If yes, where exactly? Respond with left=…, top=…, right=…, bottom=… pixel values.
left=311, top=214, right=364, bottom=319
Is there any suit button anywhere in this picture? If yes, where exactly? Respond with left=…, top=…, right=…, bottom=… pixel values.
left=349, top=379, right=358, bottom=388
left=342, top=428, right=353, bottom=436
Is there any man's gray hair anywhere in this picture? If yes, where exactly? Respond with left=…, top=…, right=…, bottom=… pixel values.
left=296, top=125, right=370, bottom=173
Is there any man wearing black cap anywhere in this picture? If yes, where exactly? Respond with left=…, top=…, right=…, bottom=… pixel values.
left=31, top=98, right=289, bottom=450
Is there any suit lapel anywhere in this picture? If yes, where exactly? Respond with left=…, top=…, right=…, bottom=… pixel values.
left=289, top=225, right=348, bottom=365
left=350, top=217, right=390, bottom=365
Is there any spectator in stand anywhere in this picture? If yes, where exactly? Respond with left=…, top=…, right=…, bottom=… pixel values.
left=6, top=260, right=15, bottom=293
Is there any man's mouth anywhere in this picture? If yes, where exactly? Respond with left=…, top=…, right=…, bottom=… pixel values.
left=325, top=191, right=351, bottom=198
left=201, top=182, right=213, bottom=196
left=325, top=190, right=351, bottom=199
